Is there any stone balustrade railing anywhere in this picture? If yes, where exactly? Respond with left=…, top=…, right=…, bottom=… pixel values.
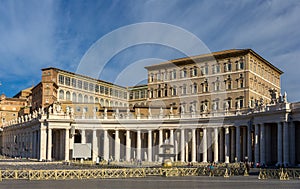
left=1, top=101, right=294, bottom=128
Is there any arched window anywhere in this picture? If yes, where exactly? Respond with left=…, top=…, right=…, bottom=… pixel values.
left=105, top=100, right=109, bottom=107
left=89, top=96, right=94, bottom=103
left=78, top=94, right=83, bottom=102
left=95, top=97, right=99, bottom=103
left=100, top=99, right=104, bottom=106
left=171, top=86, right=177, bottom=96
left=192, top=83, right=197, bottom=94
left=72, top=93, right=77, bottom=102
left=59, top=90, right=64, bottom=100
left=182, top=84, right=187, bottom=95
left=66, top=91, right=71, bottom=101
left=84, top=95, right=88, bottom=103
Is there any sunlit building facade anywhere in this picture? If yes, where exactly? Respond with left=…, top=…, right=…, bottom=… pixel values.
left=0, top=49, right=299, bottom=167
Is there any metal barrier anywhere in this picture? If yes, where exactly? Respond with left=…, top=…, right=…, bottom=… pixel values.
left=258, top=168, right=300, bottom=180
left=0, top=165, right=248, bottom=181
left=0, top=168, right=147, bottom=181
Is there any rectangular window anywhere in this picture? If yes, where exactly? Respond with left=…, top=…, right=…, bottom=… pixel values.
left=100, top=85, right=104, bottom=94
left=192, top=67, right=197, bottom=77
left=216, top=65, right=220, bottom=73
left=240, top=80, right=244, bottom=88
left=181, top=69, right=187, bottom=78
left=72, top=78, right=77, bottom=88
left=239, top=61, right=244, bottom=70
left=239, top=99, right=244, bottom=108
left=134, top=91, right=139, bottom=99
left=129, top=92, right=134, bottom=99
left=58, top=75, right=64, bottom=85
left=172, top=87, right=177, bottom=96
left=65, top=77, right=70, bottom=86
left=182, top=85, right=187, bottom=95
left=172, top=70, right=177, bottom=79
left=150, top=73, right=154, bottom=82
left=104, top=87, right=109, bottom=95
left=227, top=82, right=232, bottom=90
left=89, top=83, right=94, bottom=92
left=83, top=81, right=88, bottom=90
left=77, top=80, right=82, bottom=89
left=141, top=90, right=145, bottom=98
left=95, top=84, right=99, bottom=93
left=193, top=84, right=197, bottom=94
left=201, top=66, right=208, bottom=75
left=157, top=73, right=161, bottom=81
left=214, top=83, right=220, bottom=91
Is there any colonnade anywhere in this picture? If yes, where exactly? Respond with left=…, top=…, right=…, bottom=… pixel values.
left=1, top=121, right=299, bottom=166
left=71, top=126, right=251, bottom=164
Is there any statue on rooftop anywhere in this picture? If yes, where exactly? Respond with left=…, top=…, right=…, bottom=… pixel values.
left=283, top=91, right=288, bottom=103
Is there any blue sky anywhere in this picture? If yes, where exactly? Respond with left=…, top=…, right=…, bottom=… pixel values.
left=0, top=0, right=300, bottom=102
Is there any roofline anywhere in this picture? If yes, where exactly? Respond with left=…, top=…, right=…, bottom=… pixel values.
left=42, top=67, right=127, bottom=89
left=145, top=49, right=283, bottom=74
left=248, top=49, right=283, bottom=74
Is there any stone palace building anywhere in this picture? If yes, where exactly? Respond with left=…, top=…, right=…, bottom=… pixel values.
left=0, top=49, right=299, bottom=167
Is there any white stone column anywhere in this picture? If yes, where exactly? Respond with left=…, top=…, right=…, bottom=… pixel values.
left=277, top=122, right=283, bottom=165
left=265, top=125, right=271, bottom=165
left=242, top=127, right=247, bottom=161
left=32, top=131, right=36, bottom=159
left=219, top=128, right=224, bottom=162
left=247, top=124, right=252, bottom=162
left=159, top=129, right=163, bottom=162
left=47, top=128, right=52, bottom=161
left=65, top=129, right=70, bottom=161
left=126, top=130, right=131, bottom=161
left=254, top=124, right=259, bottom=164
left=214, top=127, right=219, bottom=163
left=39, top=128, right=47, bottom=161
left=175, top=131, right=179, bottom=162
left=103, top=130, right=109, bottom=161
left=148, top=130, right=152, bottom=162
left=202, top=128, right=207, bottom=163
left=230, top=127, right=235, bottom=162
left=191, top=128, right=196, bottom=162
left=180, top=129, right=185, bottom=162
left=59, top=131, right=63, bottom=160
left=137, top=130, right=141, bottom=161
left=92, top=130, right=98, bottom=162
left=170, top=129, right=174, bottom=161
left=260, top=124, right=265, bottom=165
left=81, top=129, right=86, bottom=144
left=225, top=127, right=230, bottom=163
left=283, top=122, right=289, bottom=165
left=235, top=126, right=240, bottom=162
left=289, top=122, right=296, bottom=165
left=114, top=130, right=120, bottom=161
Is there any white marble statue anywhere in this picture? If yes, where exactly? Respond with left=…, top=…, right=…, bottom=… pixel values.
left=48, top=106, right=53, bottom=114
left=180, top=105, right=185, bottom=114
left=203, top=103, right=207, bottom=112
left=169, top=106, right=173, bottom=115
left=148, top=107, right=152, bottom=116
left=283, top=91, right=287, bottom=103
